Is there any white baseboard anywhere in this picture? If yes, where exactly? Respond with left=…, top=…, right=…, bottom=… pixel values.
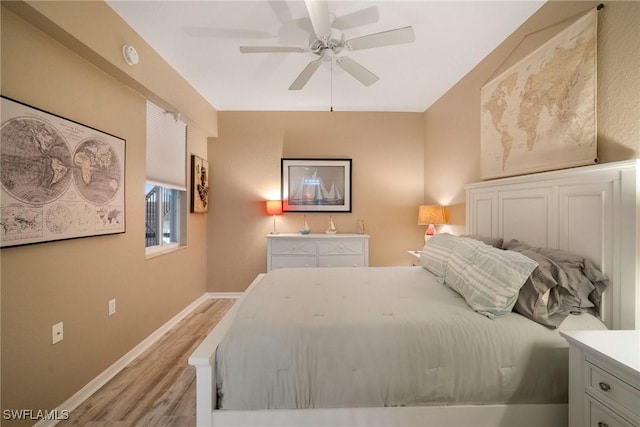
left=205, top=291, right=242, bottom=299
left=36, top=292, right=224, bottom=426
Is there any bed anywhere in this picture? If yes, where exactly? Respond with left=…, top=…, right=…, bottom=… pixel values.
left=190, top=160, right=639, bottom=427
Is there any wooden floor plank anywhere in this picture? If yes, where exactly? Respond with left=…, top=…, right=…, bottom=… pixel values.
left=59, top=298, right=234, bottom=426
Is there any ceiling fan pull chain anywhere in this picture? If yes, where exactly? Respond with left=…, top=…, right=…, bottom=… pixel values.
left=330, top=60, right=334, bottom=112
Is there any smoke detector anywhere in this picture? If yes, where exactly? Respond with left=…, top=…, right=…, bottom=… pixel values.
left=122, top=44, right=139, bottom=66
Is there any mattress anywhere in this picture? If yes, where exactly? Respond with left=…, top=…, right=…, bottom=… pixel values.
left=215, top=267, right=606, bottom=410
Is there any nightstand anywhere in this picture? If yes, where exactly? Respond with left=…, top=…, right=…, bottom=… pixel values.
left=408, top=250, right=421, bottom=266
left=560, top=330, right=640, bottom=427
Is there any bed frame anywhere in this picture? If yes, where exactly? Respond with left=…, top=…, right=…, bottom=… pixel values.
left=189, top=160, right=638, bottom=427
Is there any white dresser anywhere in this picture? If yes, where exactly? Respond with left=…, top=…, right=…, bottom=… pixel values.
left=560, top=330, right=640, bottom=427
left=266, top=234, right=369, bottom=272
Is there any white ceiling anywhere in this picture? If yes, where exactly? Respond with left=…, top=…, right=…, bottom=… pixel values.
left=107, top=1, right=545, bottom=112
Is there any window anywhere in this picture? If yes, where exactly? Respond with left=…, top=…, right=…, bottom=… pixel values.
left=145, top=185, right=182, bottom=248
left=145, top=101, right=187, bottom=254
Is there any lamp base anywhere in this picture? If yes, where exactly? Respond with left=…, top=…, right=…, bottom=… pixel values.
left=424, top=224, right=437, bottom=242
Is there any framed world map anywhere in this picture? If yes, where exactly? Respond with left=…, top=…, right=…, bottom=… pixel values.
left=0, top=96, right=125, bottom=248
left=480, top=9, right=598, bottom=180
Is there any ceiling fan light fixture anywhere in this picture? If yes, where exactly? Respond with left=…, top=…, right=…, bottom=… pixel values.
left=308, top=28, right=344, bottom=55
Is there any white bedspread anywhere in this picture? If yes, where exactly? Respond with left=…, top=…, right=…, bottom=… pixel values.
left=215, top=267, right=606, bottom=410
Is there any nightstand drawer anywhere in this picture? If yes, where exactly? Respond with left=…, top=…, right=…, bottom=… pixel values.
left=271, top=255, right=317, bottom=269
left=586, top=396, right=634, bottom=427
left=318, top=255, right=365, bottom=267
left=561, top=331, right=640, bottom=427
left=271, top=239, right=316, bottom=255
left=318, top=239, right=363, bottom=255
left=586, top=362, right=640, bottom=421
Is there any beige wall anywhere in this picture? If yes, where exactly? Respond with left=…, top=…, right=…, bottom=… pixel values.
left=207, top=111, right=425, bottom=292
left=424, top=1, right=640, bottom=234
left=1, top=2, right=215, bottom=422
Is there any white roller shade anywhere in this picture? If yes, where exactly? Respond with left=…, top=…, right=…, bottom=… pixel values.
left=146, top=100, right=186, bottom=190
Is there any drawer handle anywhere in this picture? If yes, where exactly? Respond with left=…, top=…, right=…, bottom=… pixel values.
left=598, top=382, right=611, bottom=392
left=598, top=422, right=609, bottom=427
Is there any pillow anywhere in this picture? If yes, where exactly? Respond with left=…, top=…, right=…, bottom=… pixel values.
left=420, top=233, right=460, bottom=278
left=510, top=249, right=569, bottom=328
left=534, top=246, right=607, bottom=312
left=503, top=240, right=609, bottom=318
left=460, top=234, right=504, bottom=249
left=444, top=238, right=538, bottom=319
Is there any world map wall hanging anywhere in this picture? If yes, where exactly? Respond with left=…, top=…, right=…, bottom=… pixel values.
left=0, top=96, right=125, bottom=248
left=480, top=9, right=597, bottom=180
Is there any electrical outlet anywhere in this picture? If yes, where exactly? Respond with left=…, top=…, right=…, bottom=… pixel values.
left=52, top=322, right=63, bottom=344
left=108, top=299, right=116, bottom=316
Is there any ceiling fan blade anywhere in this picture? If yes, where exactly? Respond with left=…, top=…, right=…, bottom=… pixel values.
left=335, top=56, right=379, bottom=87
left=304, top=0, right=331, bottom=40
left=289, top=60, right=322, bottom=90
left=185, top=27, right=274, bottom=39
left=240, top=46, right=307, bottom=53
left=333, top=6, right=380, bottom=31
left=269, top=0, right=294, bottom=26
left=344, top=26, right=415, bottom=51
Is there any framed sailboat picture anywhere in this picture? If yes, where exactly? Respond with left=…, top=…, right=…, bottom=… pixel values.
left=281, top=158, right=351, bottom=212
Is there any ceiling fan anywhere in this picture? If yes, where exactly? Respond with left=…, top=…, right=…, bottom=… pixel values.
left=239, top=0, right=415, bottom=90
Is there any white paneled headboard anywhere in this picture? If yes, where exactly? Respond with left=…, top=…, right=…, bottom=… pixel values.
left=465, top=160, right=639, bottom=330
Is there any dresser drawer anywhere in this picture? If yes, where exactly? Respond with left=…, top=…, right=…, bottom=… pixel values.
left=271, top=255, right=317, bottom=269
left=586, top=396, right=635, bottom=427
left=318, top=239, right=363, bottom=255
left=270, top=239, right=316, bottom=255
left=586, top=362, right=640, bottom=421
left=267, top=234, right=369, bottom=272
left=318, top=255, right=365, bottom=268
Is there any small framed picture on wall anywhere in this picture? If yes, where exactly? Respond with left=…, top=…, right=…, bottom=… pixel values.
left=191, top=154, right=209, bottom=213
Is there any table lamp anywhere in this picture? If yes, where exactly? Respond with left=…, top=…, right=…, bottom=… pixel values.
left=418, top=205, right=446, bottom=242
left=266, top=200, right=283, bottom=234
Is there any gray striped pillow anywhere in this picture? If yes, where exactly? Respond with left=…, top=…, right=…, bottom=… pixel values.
left=445, top=238, right=538, bottom=318
left=420, top=233, right=461, bottom=278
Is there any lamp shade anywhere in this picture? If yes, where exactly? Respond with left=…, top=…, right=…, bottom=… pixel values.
left=418, top=205, right=446, bottom=225
left=266, top=200, right=283, bottom=216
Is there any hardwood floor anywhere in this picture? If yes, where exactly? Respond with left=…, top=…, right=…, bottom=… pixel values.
left=58, top=298, right=235, bottom=427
